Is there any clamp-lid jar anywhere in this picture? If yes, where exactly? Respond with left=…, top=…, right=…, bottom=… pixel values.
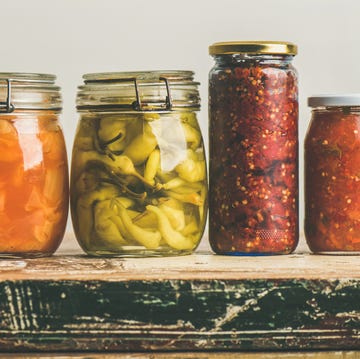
left=71, top=71, right=207, bottom=256
left=0, top=73, right=68, bottom=257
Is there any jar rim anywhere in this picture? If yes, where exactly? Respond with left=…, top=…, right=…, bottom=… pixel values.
left=0, top=72, right=56, bottom=83
left=209, top=41, right=297, bottom=56
left=83, top=70, right=197, bottom=83
left=308, top=94, right=360, bottom=107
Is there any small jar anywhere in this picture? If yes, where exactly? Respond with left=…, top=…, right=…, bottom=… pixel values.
left=208, top=41, right=299, bottom=255
left=305, top=95, right=360, bottom=254
left=0, top=73, right=68, bottom=257
left=71, top=71, right=207, bottom=256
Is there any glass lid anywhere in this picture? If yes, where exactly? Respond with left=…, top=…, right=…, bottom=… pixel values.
left=77, top=70, right=200, bottom=112
left=0, top=72, right=61, bottom=112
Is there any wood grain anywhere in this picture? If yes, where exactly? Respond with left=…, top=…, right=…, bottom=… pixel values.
left=0, top=252, right=359, bottom=281
left=0, top=248, right=359, bottom=352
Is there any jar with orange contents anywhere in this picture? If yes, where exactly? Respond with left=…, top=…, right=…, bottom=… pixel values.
left=0, top=73, right=68, bottom=257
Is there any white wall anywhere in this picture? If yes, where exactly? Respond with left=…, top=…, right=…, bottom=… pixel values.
left=1, top=0, right=359, bottom=252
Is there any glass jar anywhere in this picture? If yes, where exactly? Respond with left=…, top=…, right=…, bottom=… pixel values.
left=0, top=73, right=68, bottom=257
left=208, top=41, right=298, bottom=255
left=305, top=95, right=360, bottom=254
left=71, top=71, right=207, bottom=256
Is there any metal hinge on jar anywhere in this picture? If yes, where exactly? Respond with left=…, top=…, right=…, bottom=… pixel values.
left=128, top=76, right=173, bottom=111
left=0, top=79, right=15, bottom=113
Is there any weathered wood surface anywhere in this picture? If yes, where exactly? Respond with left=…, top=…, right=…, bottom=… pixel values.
left=0, top=249, right=359, bottom=352
left=1, top=351, right=360, bottom=358
left=0, top=251, right=359, bottom=281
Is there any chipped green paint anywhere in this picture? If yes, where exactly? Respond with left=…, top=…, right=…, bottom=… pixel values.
left=0, top=278, right=359, bottom=352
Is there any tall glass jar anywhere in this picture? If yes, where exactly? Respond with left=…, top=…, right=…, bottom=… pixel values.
left=208, top=42, right=298, bottom=255
left=305, top=95, right=360, bottom=254
left=71, top=71, right=207, bottom=256
left=0, top=73, right=68, bottom=257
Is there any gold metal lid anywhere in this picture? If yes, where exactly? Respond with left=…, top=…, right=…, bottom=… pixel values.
left=209, top=41, right=297, bottom=56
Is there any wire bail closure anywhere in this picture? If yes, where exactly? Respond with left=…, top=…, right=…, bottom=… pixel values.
left=0, top=79, right=15, bottom=113
left=78, top=71, right=200, bottom=112
left=130, top=76, right=173, bottom=111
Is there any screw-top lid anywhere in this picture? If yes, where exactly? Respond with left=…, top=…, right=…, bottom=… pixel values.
left=0, top=73, right=61, bottom=113
left=77, top=71, right=200, bottom=112
left=308, top=94, right=360, bottom=107
left=209, top=41, right=297, bottom=56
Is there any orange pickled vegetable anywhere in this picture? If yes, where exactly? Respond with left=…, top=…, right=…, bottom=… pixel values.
left=0, top=114, right=68, bottom=256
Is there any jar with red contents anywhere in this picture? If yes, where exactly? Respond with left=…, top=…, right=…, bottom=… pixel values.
left=208, top=41, right=298, bottom=255
left=305, top=95, right=360, bottom=254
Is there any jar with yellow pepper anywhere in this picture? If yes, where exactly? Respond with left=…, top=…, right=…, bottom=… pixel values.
left=71, top=71, right=208, bottom=256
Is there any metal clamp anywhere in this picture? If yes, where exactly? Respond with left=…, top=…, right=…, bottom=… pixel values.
left=131, top=76, right=173, bottom=111
left=159, top=76, right=173, bottom=111
left=0, top=79, right=15, bottom=113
